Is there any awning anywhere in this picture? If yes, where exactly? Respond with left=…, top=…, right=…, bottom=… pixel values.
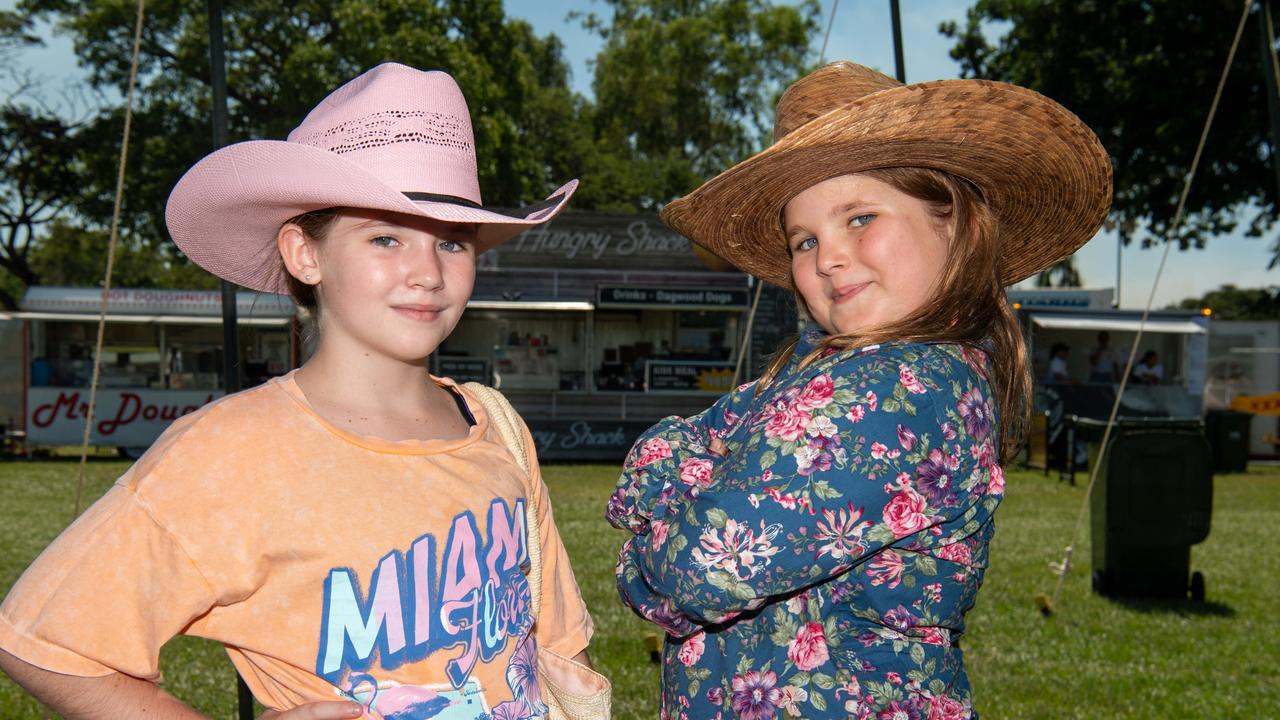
left=1030, top=315, right=1206, bottom=335
left=10, top=311, right=292, bottom=327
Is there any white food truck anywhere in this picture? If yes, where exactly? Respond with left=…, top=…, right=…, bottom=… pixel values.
left=1, top=286, right=298, bottom=455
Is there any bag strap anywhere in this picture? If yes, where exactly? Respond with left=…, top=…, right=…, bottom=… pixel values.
left=462, top=382, right=544, bottom=622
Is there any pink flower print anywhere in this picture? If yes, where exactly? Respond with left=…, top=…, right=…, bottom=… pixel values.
left=796, top=446, right=833, bottom=477
left=678, top=632, right=706, bottom=666
left=814, top=503, right=870, bottom=560
left=847, top=405, right=866, bottom=423
left=691, top=519, right=782, bottom=580
left=885, top=672, right=903, bottom=685
left=899, top=364, right=928, bottom=394
left=787, top=622, right=831, bottom=671
left=970, top=439, right=996, bottom=468
left=797, top=374, right=835, bottom=410
left=807, top=415, right=838, bottom=438
left=778, top=685, right=809, bottom=717
left=924, top=582, right=944, bottom=602
left=651, top=520, right=669, bottom=550
left=867, top=390, right=878, bottom=411
left=764, top=403, right=810, bottom=442
left=707, top=686, right=725, bottom=706
left=870, top=442, right=889, bottom=459
left=679, top=457, right=715, bottom=488
left=928, top=694, right=969, bottom=720
left=883, top=487, right=930, bottom=536
left=988, top=463, right=1006, bottom=495
left=878, top=699, right=925, bottom=720
left=941, top=421, right=957, bottom=441
left=920, top=627, right=950, bottom=646
left=887, top=448, right=901, bottom=459
left=730, top=670, right=783, bottom=720
left=836, top=677, right=862, bottom=700
left=897, top=424, right=917, bottom=451
left=866, top=550, right=906, bottom=589
left=635, top=437, right=673, bottom=467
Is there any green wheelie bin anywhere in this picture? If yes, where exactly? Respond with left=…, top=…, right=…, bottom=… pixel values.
left=1076, top=417, right=1213, bottom=601
left=1204, top=409, right=1252, bottom=474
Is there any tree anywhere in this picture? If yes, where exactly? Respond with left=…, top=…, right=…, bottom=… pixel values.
left=1033, top=256, right=1082, bottom=288
left=1175, top=283, right=1280, bottom=320
left=6, top=0, right=589, bottom=286
left=574, top=0, right=821, bottom=210
left=0, top=105, right=85, bottom=308
left=943, top=0, right=1280, bottom=269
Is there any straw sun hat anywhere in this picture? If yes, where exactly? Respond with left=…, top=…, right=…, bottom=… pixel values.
left=660, top=62, right=1113, bottom=289
left=166, top=63, right=576, bottom=294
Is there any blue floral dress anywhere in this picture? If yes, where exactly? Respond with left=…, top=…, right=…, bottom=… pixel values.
left=606, top=328, right=1004, bottom=720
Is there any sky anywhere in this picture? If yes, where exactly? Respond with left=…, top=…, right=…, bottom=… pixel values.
left=2, top=0, right=1276, bottom=309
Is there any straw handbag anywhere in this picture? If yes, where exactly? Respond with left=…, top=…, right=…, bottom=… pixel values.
left=464, top=383, right=613, bottom=720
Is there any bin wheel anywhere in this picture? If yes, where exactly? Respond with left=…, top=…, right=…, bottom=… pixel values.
left=1091, top=569, right=1107, bottom=596
left=1189, top=571, right=1205, bottom=602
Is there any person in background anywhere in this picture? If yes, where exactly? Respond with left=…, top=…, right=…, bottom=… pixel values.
left=1133, top=350, right=1165, bottom=385
left=1088, top=330, right=1119, bottom=383
left=1047, top=342, right=1072, bottom=383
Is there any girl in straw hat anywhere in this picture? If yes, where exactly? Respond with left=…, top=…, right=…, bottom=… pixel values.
left=0, top=63, right=598, bottom=719
left=606, top=61, right=1110, bottom=719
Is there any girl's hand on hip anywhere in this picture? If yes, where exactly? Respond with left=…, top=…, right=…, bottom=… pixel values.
left=259, top=701, right=364, bottom=719
left=709, top=437, right=728, bottom=456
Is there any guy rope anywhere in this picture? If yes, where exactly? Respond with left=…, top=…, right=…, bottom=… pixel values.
left=72, top=0, right=146, bottom=521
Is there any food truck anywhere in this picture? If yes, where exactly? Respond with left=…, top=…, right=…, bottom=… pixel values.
left=1008, top=288, right=1212, bottom=469
left=436, top=210, right=795, bottom=460
left=2, top=212, right=796, bottom=461
left=2, top=286, right=298, bottom=456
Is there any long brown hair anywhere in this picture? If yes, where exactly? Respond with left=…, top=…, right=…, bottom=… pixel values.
left=757, top=167, right=1031, bottom=463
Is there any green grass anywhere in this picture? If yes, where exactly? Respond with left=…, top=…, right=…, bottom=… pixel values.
left=1, top=460, right=1278, bottom=718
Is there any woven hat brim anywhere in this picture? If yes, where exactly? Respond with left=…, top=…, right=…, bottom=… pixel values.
left=660, top=79, right=1113, bottom=289
left=165, top=140, right=577, bottom=294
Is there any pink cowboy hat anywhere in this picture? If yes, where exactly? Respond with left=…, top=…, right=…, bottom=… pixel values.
left=166, top=62, right=577, bottom=294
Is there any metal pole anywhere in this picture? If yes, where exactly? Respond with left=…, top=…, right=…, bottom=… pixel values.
left=205, top=3, right=250, bottom=716
left=889, top=0, right=906, bottom=82
left=207, top=0, right=240, bottom=404
left=1116, top=225, right=1123, bottom=308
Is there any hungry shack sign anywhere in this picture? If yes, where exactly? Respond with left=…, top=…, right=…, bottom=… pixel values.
left=482, top=211, right=710, bottom=271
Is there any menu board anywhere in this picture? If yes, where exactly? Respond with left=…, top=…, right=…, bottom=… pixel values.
left=749, top=285, right=799, bottom=376
left=645, top=361, right=736, bottom=393
left=437, top=357, right=490, bottom=385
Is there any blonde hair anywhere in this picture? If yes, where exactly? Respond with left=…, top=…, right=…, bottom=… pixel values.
left=758, top=167, right=1031, bottom=463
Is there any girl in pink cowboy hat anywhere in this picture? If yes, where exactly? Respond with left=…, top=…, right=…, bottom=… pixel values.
left=607, top=61, right=1111, bottom=719
left=0, top=63, right=603, bottom=720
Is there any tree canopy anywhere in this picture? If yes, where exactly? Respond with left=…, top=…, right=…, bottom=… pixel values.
left=943, top=0, right=1280, bottom=270
left=0, top=0, right=819, bottom=307
left=1176, top=283, right=1280, bottom=320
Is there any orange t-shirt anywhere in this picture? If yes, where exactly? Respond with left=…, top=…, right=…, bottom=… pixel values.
left=0, top=373, right=593, bottom=718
